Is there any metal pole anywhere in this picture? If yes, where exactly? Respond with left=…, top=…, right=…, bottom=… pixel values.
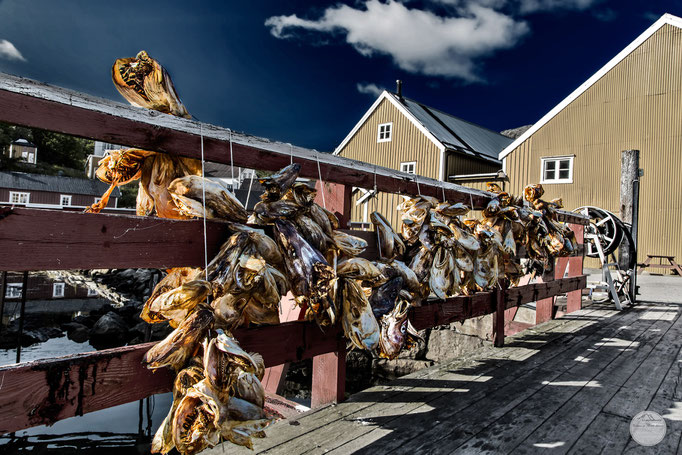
left=15, top=271, right=28, bottom=364
left=0, top=271, right=7, bottom=339
left=630, top=178, right=640, bottom=303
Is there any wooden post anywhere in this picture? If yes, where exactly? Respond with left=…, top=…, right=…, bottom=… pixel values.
left=535, top=263, right=555, bottom=324
left=0, top=271, right=7, bottom=338
left=566, top=224, right=584, bottom=313
left=311, top=340, right=347, bottom=408
left=261, top=293, right=304, bottom=394
left=16, top=271, right=28, bottom=363
left=493, top=285, right=507, bottom=347
left=308, top=180, right=351, bottom=407
left=619, top=149, right=639, bottom=270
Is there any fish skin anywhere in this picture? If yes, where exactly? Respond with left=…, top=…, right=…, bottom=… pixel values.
left=371, top=211, right=405, bottom=260
left=378, top=299, right=410, bottom=360
left=341, top=279, right=380, bottom=351
left=143, top=280, right=212, bottom=328
left=142, top=306, right=214, bottom=370
left=337, top=257, right=383, bottom=281
left=259, top=163, right=301, bottom=201
left=332, top=230, right=367, bottom=257
left=369, top=276, right=403, bottom=319
left=168, top=175, right=248, bottom=222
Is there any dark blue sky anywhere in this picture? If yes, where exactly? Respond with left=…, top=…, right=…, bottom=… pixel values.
left=0, top=0, right=678, bottom=152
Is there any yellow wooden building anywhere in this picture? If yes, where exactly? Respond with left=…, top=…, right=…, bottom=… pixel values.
left=499, top=13, right=682, bottom=267
left=334, top=88, right=510, bottom=228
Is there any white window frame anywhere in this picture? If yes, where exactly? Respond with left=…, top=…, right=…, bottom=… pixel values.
left=377, top=122, right=392, bottom=143
left=94, top=197, right=102, bottom=204
left=400, top=161, right=417, bottom=175
left=9, top=191, right=30, bottom=204
left=60, top=195, right=72, bottom=206
left=87, top=288, right=98, bottom=296
left=5, top=283, right=22, bottom=299
left=53, top=282, right=65, bottom=298
left=541, top=156, right=574, bottom=184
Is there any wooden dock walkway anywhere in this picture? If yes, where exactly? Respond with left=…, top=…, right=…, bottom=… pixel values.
left=212, top=297, right=682, bottom=454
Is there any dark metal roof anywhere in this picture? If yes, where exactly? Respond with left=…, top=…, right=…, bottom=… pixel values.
left=393, top=94, right=512, bottom=162
left=0, top=172, right=121, bottom=197
left=11, top=138, right=36, bottom=147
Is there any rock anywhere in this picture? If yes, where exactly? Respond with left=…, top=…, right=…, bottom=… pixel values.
left=90, top=311, right=128, bottom=348
left=41, top=327, right=63, bottom=338
left=19, top=329, right=49, bottom=346
left=372, top=358, right=434, bottom=380
left=72, top=315, right=96, bottom=327
left=425, top=329, right=491, bottom=363
left=68, top=325, right=90, bottom=343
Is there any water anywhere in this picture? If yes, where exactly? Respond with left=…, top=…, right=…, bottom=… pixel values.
left=0, top=337, right=171, bottom=454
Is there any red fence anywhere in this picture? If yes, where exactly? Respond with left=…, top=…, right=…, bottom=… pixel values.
left=0, top=73, right=589, bottom=434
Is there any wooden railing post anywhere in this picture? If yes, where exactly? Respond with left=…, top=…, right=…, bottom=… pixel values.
left=308, top=181, right=351, bottom=407
left=535, top=263, right=556, bottom=325
left=493, top=284, right=507, bottom=347
left=566, top=224, right=585, bottom=314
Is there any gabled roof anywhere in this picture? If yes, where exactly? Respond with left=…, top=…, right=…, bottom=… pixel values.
left=499, top=13, right=682, bottom=160
left=0, top=171, right=121, bottom=197
left=334, top=91, right=509, bottom=163
left=11, top=138, right=36, bottom=147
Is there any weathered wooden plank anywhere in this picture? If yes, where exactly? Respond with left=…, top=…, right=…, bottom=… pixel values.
left=228, top=305, right=620, bottom=454
left=512, top=304, right=681, bottom=454
left=0, top=207, right=231, bottom=271
left=0, top=73, right=494, bottom=208
left=311, top=348, right=347, bottom=408
left=0, top=319, right=341, bottom=434
left=449, top=305, right=664, bottom=454
left=504, top=275, right=586, bottom=310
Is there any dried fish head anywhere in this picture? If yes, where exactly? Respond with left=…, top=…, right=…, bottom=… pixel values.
left=378, top=299, right=411, bottom=360
left=212, top=293, right=249, bottom=330
left=332, top=231, right=368, bottom=257
left=254, top=199, right=301, bottom=222
left=524, top=183, right=544, bottom=203
left=142, top=267, right=201, bottom=324
left=143, top=280, right=212, bottom=328
left=172, top=388, right=220, bottom=455
left=259, top=163, right=301, bottom=201
left=112, top=50, right=191, bottom=118
left=337, top=257, right=383, bottom=281
left=408, top=247, right=434, bottom=282
left=168, top=175, right=248, bottom=222
left=429, top=247, right=457, bottom=300
left=341, top=279, right=380, bottom=351
left=371, top=211, right=405, bottom=260
left=142, top=306, right=214, bottom=370
left=87, top=149, right=155, bottom=213
left=369, top=276, right=403, bottom=319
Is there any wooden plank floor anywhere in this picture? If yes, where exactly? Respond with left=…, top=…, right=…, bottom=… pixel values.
left=208, top=298, right=682, bottom=454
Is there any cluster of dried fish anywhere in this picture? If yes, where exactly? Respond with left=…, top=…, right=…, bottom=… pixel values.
left=396, top=183, right=578, bottom=302
left=140, top=270, right=272, bottom=453
left=87, top=50, right=201, bottom=216
left=522, top=184, right=578, bottom=274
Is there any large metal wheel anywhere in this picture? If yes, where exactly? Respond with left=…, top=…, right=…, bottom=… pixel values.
left=573, top=206, right=625, bottom=258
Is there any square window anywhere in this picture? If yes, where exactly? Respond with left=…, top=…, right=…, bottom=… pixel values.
left=400, top=161, right=416, bottom=174
left=60, top=195, right=72, bottom=206
left=87, top=288, right=98, bottom=297
left=9, top=192, right=30, bottom=204
left=541, top=156, right=573, bottom=184
left=377, top=123, right=392, bottom=142
left=5, top=284, right=22, bottom=299
left=53, top=283, right=65, bottom=298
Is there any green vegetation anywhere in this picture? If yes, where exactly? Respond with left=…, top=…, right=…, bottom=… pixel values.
left=0, top=122, right=94, bottom=173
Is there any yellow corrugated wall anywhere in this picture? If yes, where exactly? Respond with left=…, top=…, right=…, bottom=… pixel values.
left=504, top=24, right=682, bottom=269
left=339, top=98, right=442, bottom=229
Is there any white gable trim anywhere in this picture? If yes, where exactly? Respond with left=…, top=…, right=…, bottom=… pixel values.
left=333, top=91, right=445, bottom=156
left=499, top=13, right=682, bottom=160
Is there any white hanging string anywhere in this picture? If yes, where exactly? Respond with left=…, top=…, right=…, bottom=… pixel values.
left=315, top=150, right=326, bottom=209
left=245, top=170, right=255, bottom=209
left=373, top=164, right=382, bottom=259
left=441, top=184, right=446, bottom=202
left=288, top=143, right=294, bottom=165
left=414, top=175, right=421, bottom=196
left=228, top=129, right=235, bottom=185
left=199, top=124, right=209, bottom=282
left=469, top=192, right=475, bottom=211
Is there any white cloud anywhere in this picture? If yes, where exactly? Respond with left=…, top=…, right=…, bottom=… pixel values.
left=0, top=39, right=26, bottom=62
left=356, top=82, right=385, bottom=97
left=518, top=0, right=599, bottom=14
left=265, top=0, right=528, bottom=81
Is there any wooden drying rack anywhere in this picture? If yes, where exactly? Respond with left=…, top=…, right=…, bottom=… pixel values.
left=0, top=73, right=589, bottom=435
